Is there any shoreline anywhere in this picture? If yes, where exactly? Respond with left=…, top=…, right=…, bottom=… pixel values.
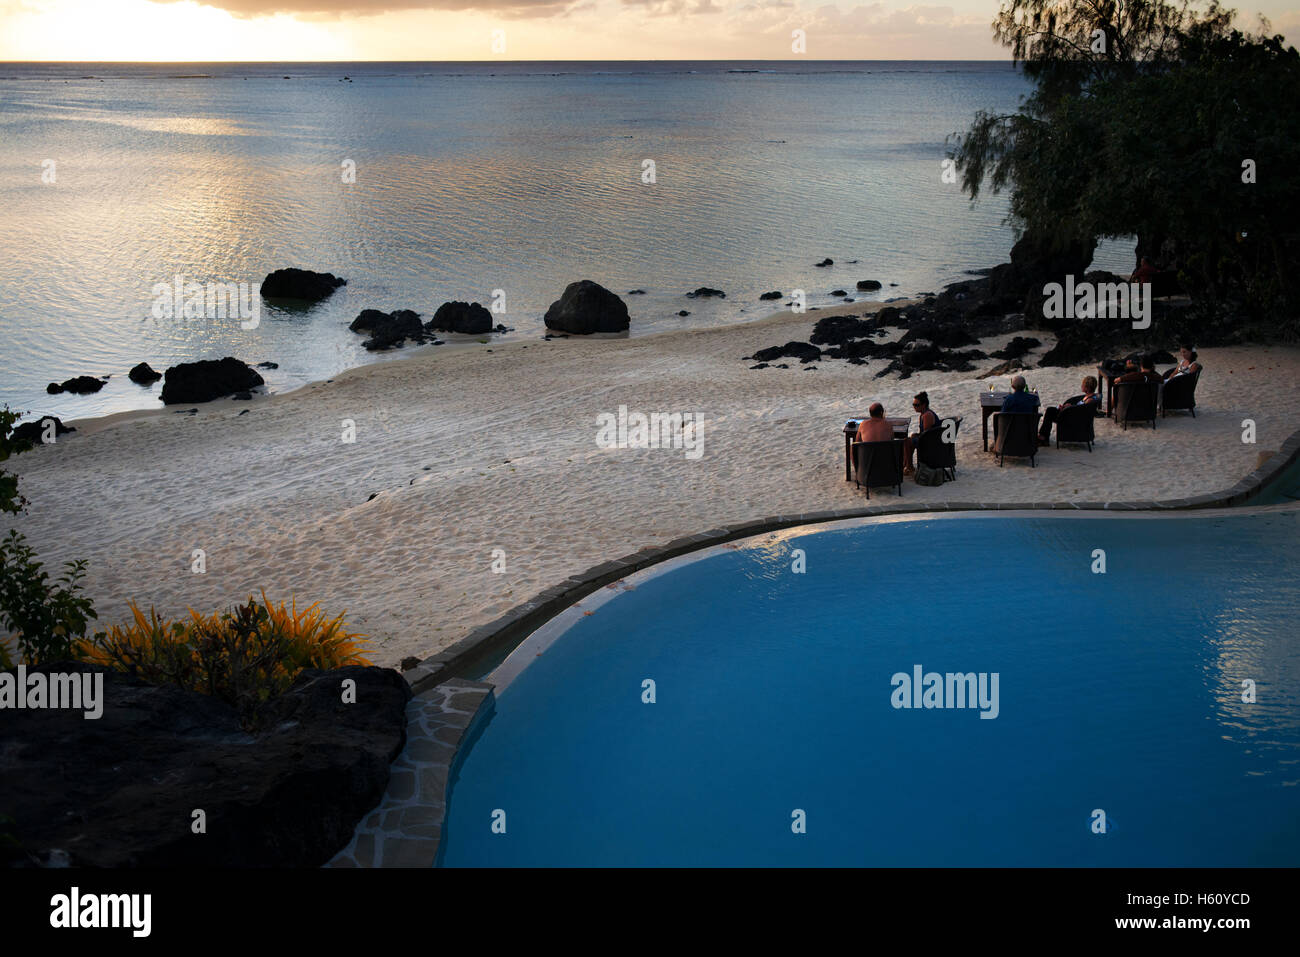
left=8, top=295, right=1299, bottom=670
left=58, top=297, right=906, bottom=438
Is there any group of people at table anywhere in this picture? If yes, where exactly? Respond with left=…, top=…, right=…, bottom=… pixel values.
left=853, top=345, right=1204, bottom=472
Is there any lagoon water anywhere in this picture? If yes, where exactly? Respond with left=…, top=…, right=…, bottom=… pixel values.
left=0, top=61, right=1134, bottom=419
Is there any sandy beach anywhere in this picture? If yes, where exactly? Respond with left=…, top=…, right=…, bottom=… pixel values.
left=6, top=300, right=1298, bottom=668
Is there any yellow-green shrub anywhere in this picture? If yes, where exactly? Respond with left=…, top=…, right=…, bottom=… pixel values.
left=81, top=592, right=370, bottom=728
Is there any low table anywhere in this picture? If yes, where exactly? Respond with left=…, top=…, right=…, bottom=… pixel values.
left=842, top=417, right=909, bottom=481
left=979, top=392, right=1040, bottom=450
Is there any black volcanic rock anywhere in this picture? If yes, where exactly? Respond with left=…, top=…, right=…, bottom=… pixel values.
left=349, top=309, right=426, bottom=350
left=830, top=289, right=847, bottom=297
left=749, top=341, right=821, bottom=364
left=810, top=314, right=880, bottom=346
left=0, top=663, right=409, bottom=867
left=128, top=362, right=163, bottom=385
left=8, top=416, right=75, bottom=446
left=856, top=279, right=883, bottom=291
left=543, top=280, right=630, bottom=334
left=260, top=268, right=346, bottom=301
left=427, top=301, right=492, bottom=335
left=991, top=336, right=1042, bottom=360
left=814, top=258, right=833, bottom=267
left=685, top=287, right=726, bottom=299
left=160, top=357, right=264, bottom=404
left=989, top=232, right=1095, bottom=303
left=759, top=291, right=783, bottom=300
left=46, top=375, right=105, bottom=396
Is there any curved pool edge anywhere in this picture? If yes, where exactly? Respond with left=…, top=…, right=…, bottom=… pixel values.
left=325, top=678, right=496, bottom=869
left=403, top=423, right=1300, bottom=693
left=340, top=426, right=1300, bottom=867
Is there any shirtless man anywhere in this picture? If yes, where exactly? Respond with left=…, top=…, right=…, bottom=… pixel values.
left=855, top=402, right=894, bottom=443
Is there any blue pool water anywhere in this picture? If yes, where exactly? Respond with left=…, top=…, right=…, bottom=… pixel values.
left=438, top=508, right=1300, bottom=866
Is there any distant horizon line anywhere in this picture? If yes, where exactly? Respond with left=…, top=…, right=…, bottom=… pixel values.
left=0, top=57, right=1015, bottom=64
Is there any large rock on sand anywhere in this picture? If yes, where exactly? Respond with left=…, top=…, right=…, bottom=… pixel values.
left=989, top=232, right=1096, bottom=301
left=427, top=301, right=492, bottom=335
left=8, top=416, right=75, bottom=446
left=260, top=268, right=346, bottom=302
left=160, top=357, right=264, bottom=404
left=348, top=309, right=426, bottom=350
left=543, top=280, right=630, bottom=334
left=0, top=662, right=409, bottom=867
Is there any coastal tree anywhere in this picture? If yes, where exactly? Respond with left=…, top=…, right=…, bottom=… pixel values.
left=951, top=0, right=1300, bottom=333
left=0, top=408, right=98, bottom=666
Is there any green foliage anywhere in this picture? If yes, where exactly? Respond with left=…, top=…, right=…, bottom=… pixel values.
left=0, top=406, right=31, bottom=516
left=0, top=405, right=99, bottom=666
left=0, top=530, right=98, bottom=665
left=953, top=1, right=1300, bottom=333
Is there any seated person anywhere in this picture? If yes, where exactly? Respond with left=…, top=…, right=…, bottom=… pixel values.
left=999, top=375, right=1039, bottom=414
left=1129, top=256, right=1159, bottom=285
left=1164, top=345, right=1202, bottom=380
left=1038, top=375, right=1100, bottom=443
left=854, top=402, right=895, bottom=443
left=902, top=391, right=940, bottom=476
left=1117, top=354, right=1162, bottom=385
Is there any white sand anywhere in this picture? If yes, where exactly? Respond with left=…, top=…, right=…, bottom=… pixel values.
left=6, top=301, right=1298, bottom=667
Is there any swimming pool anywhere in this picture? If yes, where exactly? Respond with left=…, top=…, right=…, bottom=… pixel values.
left=437, top=507, right=1300, bottom=867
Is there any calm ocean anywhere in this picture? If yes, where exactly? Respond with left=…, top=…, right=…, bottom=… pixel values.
left=0, top=61, right=1134, bottom=419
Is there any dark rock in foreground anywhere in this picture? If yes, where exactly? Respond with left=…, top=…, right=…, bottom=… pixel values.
left=856, top=279, right=883, bottom=291
left=992, top=336, right=1042, bottom=360
left=810, top=313, right=879, bottom=346
left=160, top=357, right=264, bottom=404
left=9, top=416, right=75, bottom=446
left=128, top=362, right=162, bottom=385
left=544, top=280, right=630, bottom=334
left=0, top=663, right=410, bottom=867
left=427, top=301, right=492, bottom=335
left=980, top=358, right=1030, bottom=378
left=260, top=268, right=346, bottom=301
left=349, top=308, right=427, bottom=350
left=749, top=341, right=822, bottom=364
left=46, top=375, right=104, bottom=395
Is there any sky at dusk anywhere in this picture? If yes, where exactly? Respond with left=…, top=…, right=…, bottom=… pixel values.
left=0, top=0, right=1296, bottom=60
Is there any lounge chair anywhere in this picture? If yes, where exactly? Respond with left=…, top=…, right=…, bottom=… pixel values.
left=991, top=412, right=1040, bottom=467
left=916, top=415, right=962, bottom=481
left=1113, top=380, right=1159, bottom=430
left=852, top=439, right=904, bottom=497
left=1160, top=369, right=1200, bottom=417
left=1054, top=403, right=1095, bottom=451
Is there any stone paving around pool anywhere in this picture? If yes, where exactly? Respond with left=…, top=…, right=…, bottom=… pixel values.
left=326, top=678, right=494, bottom=868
